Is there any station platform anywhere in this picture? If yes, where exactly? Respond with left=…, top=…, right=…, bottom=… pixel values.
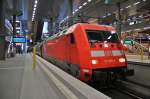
left=126, top=54, right=150, bottom=64
left=0, top=54, right=110, bottom=99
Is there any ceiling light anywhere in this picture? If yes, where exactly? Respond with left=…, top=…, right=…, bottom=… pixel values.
left=102, top=16, right=106, bottom=18
left=83, top=2, right=87, bottom=6
left=79, top=6, right=82, bottom=9
left=33, top=7, right=36, bottom=11
left=34, top=4, right=37, bottom=8
left=144, top=27, right=150, bottom=30
left=33, top=12, right=35, bottom=15
left=120, top=8, right=124, bottom=11
left=143, top=0, right=146, bottom=1
left=133, top=2, right=140, bottom=5
left=126, top=5, right=131, bottom=8
left=72, top=11, right=75, bottom=14
left=75, top=9, right=78, bottom=12
left=16, top=20, right=20, bottom=22
left=33, top=10, right=35, bottom=13
left=107, top=13, right=111, bottom=16
left=35, top=0, right=38, bottom=4
left=88, top=0, right=92, bottom=2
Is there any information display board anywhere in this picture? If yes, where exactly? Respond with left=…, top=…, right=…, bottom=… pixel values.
left=13, top=37, right=26, bottom=43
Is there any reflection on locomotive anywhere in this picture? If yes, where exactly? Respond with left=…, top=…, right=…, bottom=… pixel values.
left=36, top=23, right=134, bottom=82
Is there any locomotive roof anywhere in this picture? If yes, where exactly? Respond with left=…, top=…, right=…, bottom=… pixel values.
left=46, top=23, right=115, bottom=41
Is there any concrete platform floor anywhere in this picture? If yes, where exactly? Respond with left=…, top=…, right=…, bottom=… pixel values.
left=126, top=54, right=150, bottom=63
left=0, top=54, right=66, bottom=99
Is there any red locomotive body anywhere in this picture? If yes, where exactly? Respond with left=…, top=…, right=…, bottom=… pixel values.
left=41, top=23, right=133, bottom=81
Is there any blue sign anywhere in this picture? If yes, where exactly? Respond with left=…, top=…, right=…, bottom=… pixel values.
left=13, top=38, right=26, bottom=43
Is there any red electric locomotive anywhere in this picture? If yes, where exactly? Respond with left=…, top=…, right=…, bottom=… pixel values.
left=41, top=23, right=133, bottom=81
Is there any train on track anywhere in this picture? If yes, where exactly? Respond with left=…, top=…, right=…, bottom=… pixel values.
left=35, top=23, right=134, bottom=82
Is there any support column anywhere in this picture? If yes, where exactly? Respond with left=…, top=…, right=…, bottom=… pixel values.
left=12, top=15, right=16, bottom=38
left=68, top=0, right=73, bottom=26
left=68, top=0, right=73, bottom=16
left=49, top=17, right=53, bottom=36
left=0, top=0, right=6, bottom=60
left=117, top=2, right=122, bottom=39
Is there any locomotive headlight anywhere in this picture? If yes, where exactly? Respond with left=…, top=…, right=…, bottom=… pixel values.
left=92, top=60, right=98, bottom=64
left=119, top=58, right=126, bottom=63
left=104, top=44, right=108, bottom=48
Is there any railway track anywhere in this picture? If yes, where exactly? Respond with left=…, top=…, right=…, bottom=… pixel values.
left=90, top=80, right=150, bottom=99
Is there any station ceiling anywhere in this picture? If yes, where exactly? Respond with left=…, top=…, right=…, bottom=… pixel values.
left=6, top=0, right=150, bottom=25
left=5, top=0, right=150, bottom=40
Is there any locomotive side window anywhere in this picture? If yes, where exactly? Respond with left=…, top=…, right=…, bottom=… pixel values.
left=86, top=30, right=119, bottom=43
left=70, top=33, right=75, bottom=44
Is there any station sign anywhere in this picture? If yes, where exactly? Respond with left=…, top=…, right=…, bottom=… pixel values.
left=124, top=39, right=134, bottom=45
left=13, top=37, right=26, bottom=43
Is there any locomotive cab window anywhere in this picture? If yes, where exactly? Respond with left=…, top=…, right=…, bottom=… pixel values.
left=70, top=33, right=75, bottom=44
left=86, top=30, right=119, bottom=43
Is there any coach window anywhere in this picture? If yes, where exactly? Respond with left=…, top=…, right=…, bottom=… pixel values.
left=70, top=33, right=75, bottom=44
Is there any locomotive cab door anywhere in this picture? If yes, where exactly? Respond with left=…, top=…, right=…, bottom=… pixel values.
left=67, top=33, right=80, bottom=77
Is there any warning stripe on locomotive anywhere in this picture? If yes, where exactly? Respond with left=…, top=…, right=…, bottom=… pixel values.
left=91, top=50, right=124, bottom=57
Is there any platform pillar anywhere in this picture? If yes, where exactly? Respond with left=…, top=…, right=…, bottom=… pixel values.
left=116, top=2, right=122, bottom=39
left=0, top=0, right=6, bottom=60
left=68, top=0, right=73, bottom=26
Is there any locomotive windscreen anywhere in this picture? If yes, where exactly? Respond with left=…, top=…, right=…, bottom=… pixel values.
left=86, top=30, right=119, bottom=43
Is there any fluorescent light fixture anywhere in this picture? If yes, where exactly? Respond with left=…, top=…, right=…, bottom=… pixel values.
left=133, top=2, right=140, bottom=5
left=88, top=0, right=92, bottom=2
left=35, top=0, right=38, bottom=4
left=32, top=0, right=38, bottom=21
left=120, top=8, right=124, bottom=11
left=126, top=5, right=131, bottom=8
left=16, top=20, right=20, bottom=22
left=75, top=9, right=78, bottom=12
left=134, top=28, right=141, bottom=31
left=33, top=12, right=35, bottom=16
left=144, top=27, right=150, bottom=30
left=33, top=11, right=35, bottom=14
left=107, top=13, right=111, bottom=16
left=33, top=7, right=36, bottom=11
left=102, top=16, right=106, bottom=18
left=129, top=22, right=134, bottom=25
left=16, top=27, right=21, bottom=29
left=79, top=6, right=82, bottom=9
left=33, top=10, right=35, bottom=13
left=83, top=2, right=87, bottom=6
left=34, top=4, right=37, bottom=8
left=143, top=0, right=146, bottom=1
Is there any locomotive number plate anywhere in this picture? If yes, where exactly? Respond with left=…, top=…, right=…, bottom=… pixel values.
left=104, top=59, right=114, bottom=62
